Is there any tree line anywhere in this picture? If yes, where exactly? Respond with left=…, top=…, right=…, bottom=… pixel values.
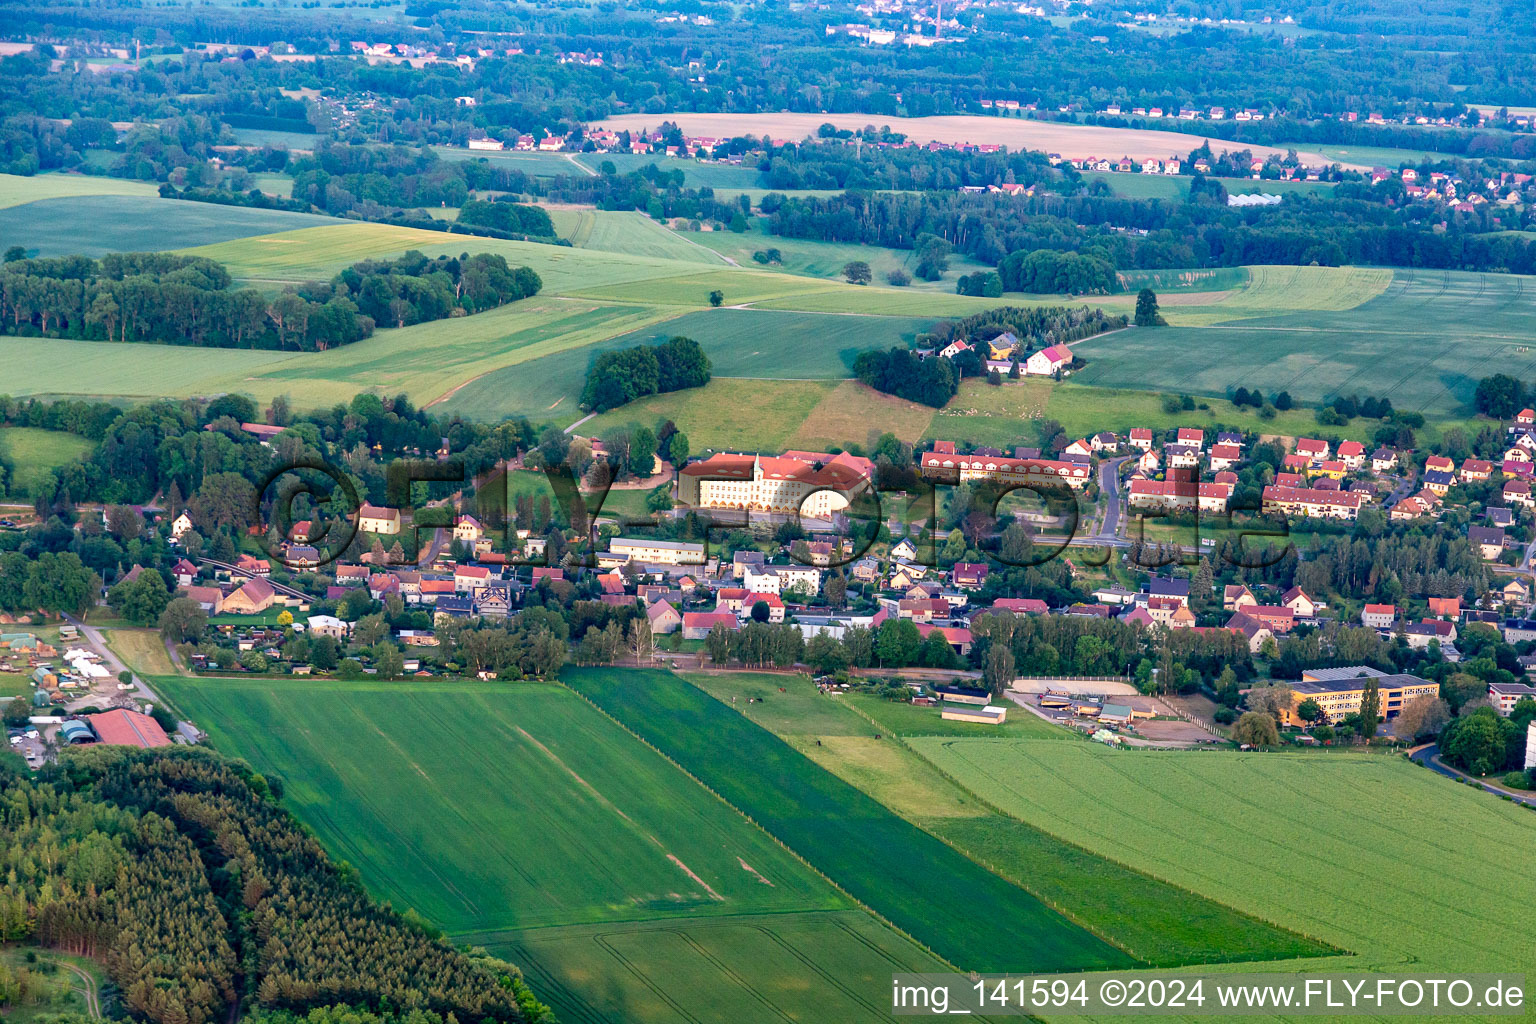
left=0, top=249, right=539, bottom=350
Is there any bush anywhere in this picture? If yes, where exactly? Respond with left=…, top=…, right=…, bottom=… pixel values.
left=886, top=269, right=911, bottom=287
left=1213, top=707, right=1236, bottom=724
left=1503, top=770, right=1533, bottom=790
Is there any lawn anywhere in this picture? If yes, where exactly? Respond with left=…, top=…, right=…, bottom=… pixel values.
left=0, top=671, right=29, bottom=697
left=566, top=666, right=1145, bottom=974
left=678, top=671, right=1331, bottom=969
left=156, top=673, right=953, bottom=1024
left=911, top=740, right=1536, bottom=981
left=0, top=195, right=342, bottom=257
left=0, top=171, right=159, bottom=210
left=0, top=427, right=93, bottom=494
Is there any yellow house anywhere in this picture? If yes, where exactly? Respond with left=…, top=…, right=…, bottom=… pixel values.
left=1310, top=460, right=1346, bottom=480
left=1283, top=671, right=1438, bottom=726
left=987, top=332, right=1020, bottom=360
left=358, top=504, right=401, bottom=535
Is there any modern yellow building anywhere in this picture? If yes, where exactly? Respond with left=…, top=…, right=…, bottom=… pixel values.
left=1282, top=668, right=1438, bottom=725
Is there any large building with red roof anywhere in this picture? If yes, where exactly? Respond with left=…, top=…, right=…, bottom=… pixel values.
left=677, top=450, right=875, bottom=517
left=88, top=709, right=171, bottom=748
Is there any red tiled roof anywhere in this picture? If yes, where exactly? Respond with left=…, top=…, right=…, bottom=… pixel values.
left=88, top=709, right=171, bottom=748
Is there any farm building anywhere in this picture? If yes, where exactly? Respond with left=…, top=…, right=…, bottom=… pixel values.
left=940, top=703, right=1008, bottom=724
left=88, top=709, right=171, bottom=748
left=59, top=721, right=95, bottom=744
left=934, top=683, right=990, bottom=705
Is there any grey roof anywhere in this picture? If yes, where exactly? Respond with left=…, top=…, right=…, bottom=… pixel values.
left=1302, top=665, right=1388, bottom=681
left=1148, top=577, right=1190, bottom=598
left=1423, top=470, right=1454, bottom=486
left=1468, top=525, right=1506, bottom=545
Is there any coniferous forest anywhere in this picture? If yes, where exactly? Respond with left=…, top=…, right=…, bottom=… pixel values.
left=0, top=747, right=552, bottom=1024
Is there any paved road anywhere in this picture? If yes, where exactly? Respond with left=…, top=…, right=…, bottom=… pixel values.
left=63, top=613, right=159, bottom=705
left=1093, top=454, right=1133, bottom=544
left=1410, top=743, right=1536, bottom=807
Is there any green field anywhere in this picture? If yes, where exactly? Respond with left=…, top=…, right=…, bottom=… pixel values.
left=153, top=674, right=967, bottom=1023
left=432, top=146, right=592, bottom=178
left=549, top=208, right=729, bottom=265
left=1071, top=267, right=1536, bottom=414
left=571, top=152, right=764, bottom=189
left=0, top=427, right=94, bottom=494
left=689, top=221, right=995, bottom=292
left=0, top=171, right=160, bottom=210
left=571, top=667, right=1240, bottom=975
left=682, top=672, right=1331, bottom=969
left=232, top=127, right=321, bottom=150
left=0, top=195, right=342, bottom=256
left=912, top=740, right=1536, bottom=983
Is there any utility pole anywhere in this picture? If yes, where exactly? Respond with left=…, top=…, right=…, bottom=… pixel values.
left=934, top=0, right=943, bottom=39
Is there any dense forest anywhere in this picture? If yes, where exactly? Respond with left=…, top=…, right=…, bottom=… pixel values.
left=0, top=250, right=539, bottom=349
left=765, top=184, right=1536, bottom=274
left=0, top=746, right=551, bottom=1023
left=581, top=335, right=712, bottom=413
left=4, top=0, right=1535, bottom=139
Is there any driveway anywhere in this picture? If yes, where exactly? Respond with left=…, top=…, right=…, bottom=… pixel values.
left=63, top=613, right=159, bottom=704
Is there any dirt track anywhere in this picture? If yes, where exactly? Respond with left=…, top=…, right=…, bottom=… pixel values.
left=593, top=112, right=1353, bottom=168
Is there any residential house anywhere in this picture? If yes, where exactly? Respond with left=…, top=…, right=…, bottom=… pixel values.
left=991, top=597, right=1048, bottom=614
left=1281, top=586, right=1317, bottom=618
left=1247, top=605, right=1296, bottom=634
left=1405, top=619, right=1456, bottom=649
left=1462, top=459, right=1494, bottom=482
left=1468, top=525, right=1506, bottom=561
left=1023, top=343, right=1074, bottom=376
left=1224, top=584, right=1256, bottom=610
left=1337, top=440, right=1366, bottom=469
left=683, top=611, right=739, bottom=640
left=171, top=512, right=195, bottom=540
left=1176, top=427, right=1205, bottom=450
left=951, top=563, right=989, bottom=590
left=1129, top=428, right=1154, bottom=450
left=1208, top=444, right=1242, bottom=471
left=358, top=504, right=401, bottom=535
left=453, top=515, right=484, bottom=542
left=222, top=577, right=275, bottom=615
left=172, top=559, right=197, bottom=587
left=1295, top=438, right=1329, bottom=461
left=1262, top=486, right=1363, bottom=520
left=307, top=614, right=351, bottom=640
left=1371, top=448, right=1398, bottom=473
left=1427, top=596, right=1462, bottom=619
left=1225, top=611, right=1274, bottom=653
left=1361, top=603, right=1396, bottom=629
left=455, top=564, right=492, bottom=592
left=180, top=585, right=224, bottom=615
left=647, top=600, right=683, bottom=634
